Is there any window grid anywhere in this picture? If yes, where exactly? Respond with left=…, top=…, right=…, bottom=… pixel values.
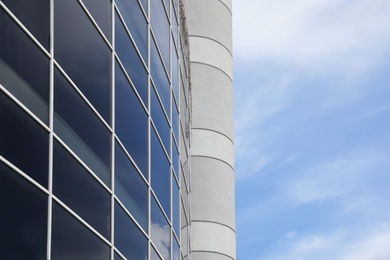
left=0, top=0, right=190, bottom=258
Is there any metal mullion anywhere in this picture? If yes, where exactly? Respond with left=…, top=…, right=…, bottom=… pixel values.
left=110, top=0, right=116, bottom=258
left=0, top=85, right=50, bottom=133
left=0, top=1, right=51, bottom=58
left=150, top=241, right=164, bottom=260
left=0, top=156, right=50, bottom=196
left=151, top=77, right=172, bottom=128
left=52, top=133, right=113, bottom=195
left=150, top=188, right=171, bottom=229
left=114, top=248, right=126, bottom=260
left=53, top=61, right=113, bottom=133
left=147, top=0, right=152, bottom=258
left=150, top=31, right=171, bottom=85
left=52, top=195, right=112, bottom=246
left=46, top=0, right=54, bottom=258
left=151, top=121, right=172, bottom=165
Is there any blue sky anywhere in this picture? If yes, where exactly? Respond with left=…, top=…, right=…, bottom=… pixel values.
left=233, top=0, right=390, bottom=259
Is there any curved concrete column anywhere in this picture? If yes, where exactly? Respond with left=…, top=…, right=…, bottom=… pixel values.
left=185, top=0, right=235, bottom=259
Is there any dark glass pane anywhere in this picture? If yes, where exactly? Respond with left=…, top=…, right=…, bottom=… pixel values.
left=172, top=46, right=179, bottom=100
left=115, top=61, right=148, bottom=177
left=0, top=8, right=49, bottom=123
left=0, top=92, right=48, bottom=187
left=172, top=140, right=179, bottom=178
left=115, top=142, right=148, bottom=230
left=81, top=0, right=111, bottom=41
left=172, top=177, right=180, bottom=236
left=151, top=246, right=162, bottom=260
left=151, top=0, right=170, bottom=71
left=53, top=140, right=111, bottom=239
left=52, top=202, right=110, bottom=260
left=116, top=0, right=148, bottom=62
left=114, top=252, right=123, bottom=260
left=151, top=197, right=171, bottom=260
left=115, top=13, right=148, bottom=106
left=55, top=0, right=111, bottom=122
left=54, top=68, right=111, bottom=185
left=151, top=85, right=170, bottom=154
left=0, top=162, right=47, bottom=259
left=114, top=202, right=148, bottom=260
left=151, top=37, right=170, bottom=115
left=151, top=128, right=170, bottom=215
left=2, top=0, right=50, bottom=49
left=172, top=99, right=179, bottom=140
left=173, top=236, right=180, bottom=260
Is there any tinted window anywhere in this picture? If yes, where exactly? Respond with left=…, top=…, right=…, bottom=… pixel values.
left=115, top=13, right=148, bottom=106
left=0, top=92, right=48, bottom=187
left=172, top=177, right=180, bottom=236
left=114, top=202, right=148, bottom=260
left=116, top=0, right=147, bottom=62
left=51, top=202, right=110, bottom=260
left=0, top=162, right=47, bottom=259
left=172, top=46, right=179, bottom=100
left=172, top=139, right=179, bottom=178
left=54, top=68, right=111, bottom=185
left=151, top=246, right=162, bottom=260
left=173, top=236, right=180, bottom=260
left=151, top=128, right=170, bottom=216
left=2, top=0, right=50, bottom=49
left=115, top=61, right=148, bottom=177
left=114, top=252, right=123, bottom=260
left=151, top=0, right=170, bottom=71
left=115, top=142, right=148, bottom=230
left=81, top=0, right=111, bottom=41
left=0, top=8, right=49, bottom=123
left=55, top=0, right=111, bottom=122
left=53, top=140, right=111, bottom=239
left=151, top=85, right=170, bottom=154
left=151, top=197, right=171, bottom=260
left=151, top=37, right=170, bottom=115
left=172, top=100, right=179, bottom=141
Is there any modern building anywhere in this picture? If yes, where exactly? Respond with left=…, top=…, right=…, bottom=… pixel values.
left=0, top=0, right=234, bottom=259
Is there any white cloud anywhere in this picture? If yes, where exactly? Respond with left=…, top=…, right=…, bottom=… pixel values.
left=285, top=230, right=297, bottom=239
left=233, top=0, right=390, bottom=73
left=287, top=149, right=385, bottom=203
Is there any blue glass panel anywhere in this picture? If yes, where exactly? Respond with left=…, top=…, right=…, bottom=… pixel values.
left=173, top=236, right=180, bottom=260
left=116, top=0, right=148, bottom=62
left=139, top=0, right=148, bottom=14
left=55, top=0, right=111, bottom=123
left=151, top=85, right=170, bottom=154
left=172, top=99, right=179, bottom=140
left=2, top=0, right=50, bottom=49
left=53, top=140, right=111, bottom=239
left=151, top=197, right=171, bottom=260
left=151, top=128, right=170, bottom=215
left=115, top=202, right=148, bottom=260
left=115, top=13, right=148, bottom=106
left=172, top=177, right=180, bottom=236
left=0, top=162, right=47, bottom=259
left=81, top=0, right=111, bottom=41
left=115, top=142, right=148, bottom=230
left=172, top=140, right=179, bottom=178
left=151, top=246, right=162, bottom=260
left=54, top=68, right=111, bottom=185
left=172, top=45, right=179, bottom=100
left=151, top=37, right=170, bottom=116
left=0, top=92, right=48, bottom=187
left=115, top=61, right=148, bottom=177
left=52, top=202, right=110, bottom=260
left=0, top=8, right=49, bottom=123
left=151, top=0, right=170, bottom=71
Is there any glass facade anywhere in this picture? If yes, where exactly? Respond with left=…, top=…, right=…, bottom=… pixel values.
left=0, top=0, right=191, bottom=259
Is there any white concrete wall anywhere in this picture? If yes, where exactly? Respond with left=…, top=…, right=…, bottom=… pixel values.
left=185, top=0, right=236, bottom=259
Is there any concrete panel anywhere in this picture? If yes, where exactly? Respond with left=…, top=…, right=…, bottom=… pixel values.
left=218, top=0, right=232, bottom=12
left=192, top=252, right=234, bottom=260
left=189, top=37, right=233, bottom=80
left=191, top=222, right=236, bottom=259
left=186, top=0, right=232, bottom=52
left=191, top=156, right=235, bottom=228
left=191, top=129, right=234, bottom=168
left=191, top=63, right=234, bottom=140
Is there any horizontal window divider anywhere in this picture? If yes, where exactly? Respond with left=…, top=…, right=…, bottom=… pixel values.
left=150, top=189, right=172, bottom=227
left=0, top=85, right=50, bottom=133
left=53, top=133, right=113, bottom=195
left=0, top=155, right=50, bottom=196
left=0, top=2, right=51, bottom=58
left=53, top=61, right=113, bottom=133
left=52, top=194, right=112, bottom=246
